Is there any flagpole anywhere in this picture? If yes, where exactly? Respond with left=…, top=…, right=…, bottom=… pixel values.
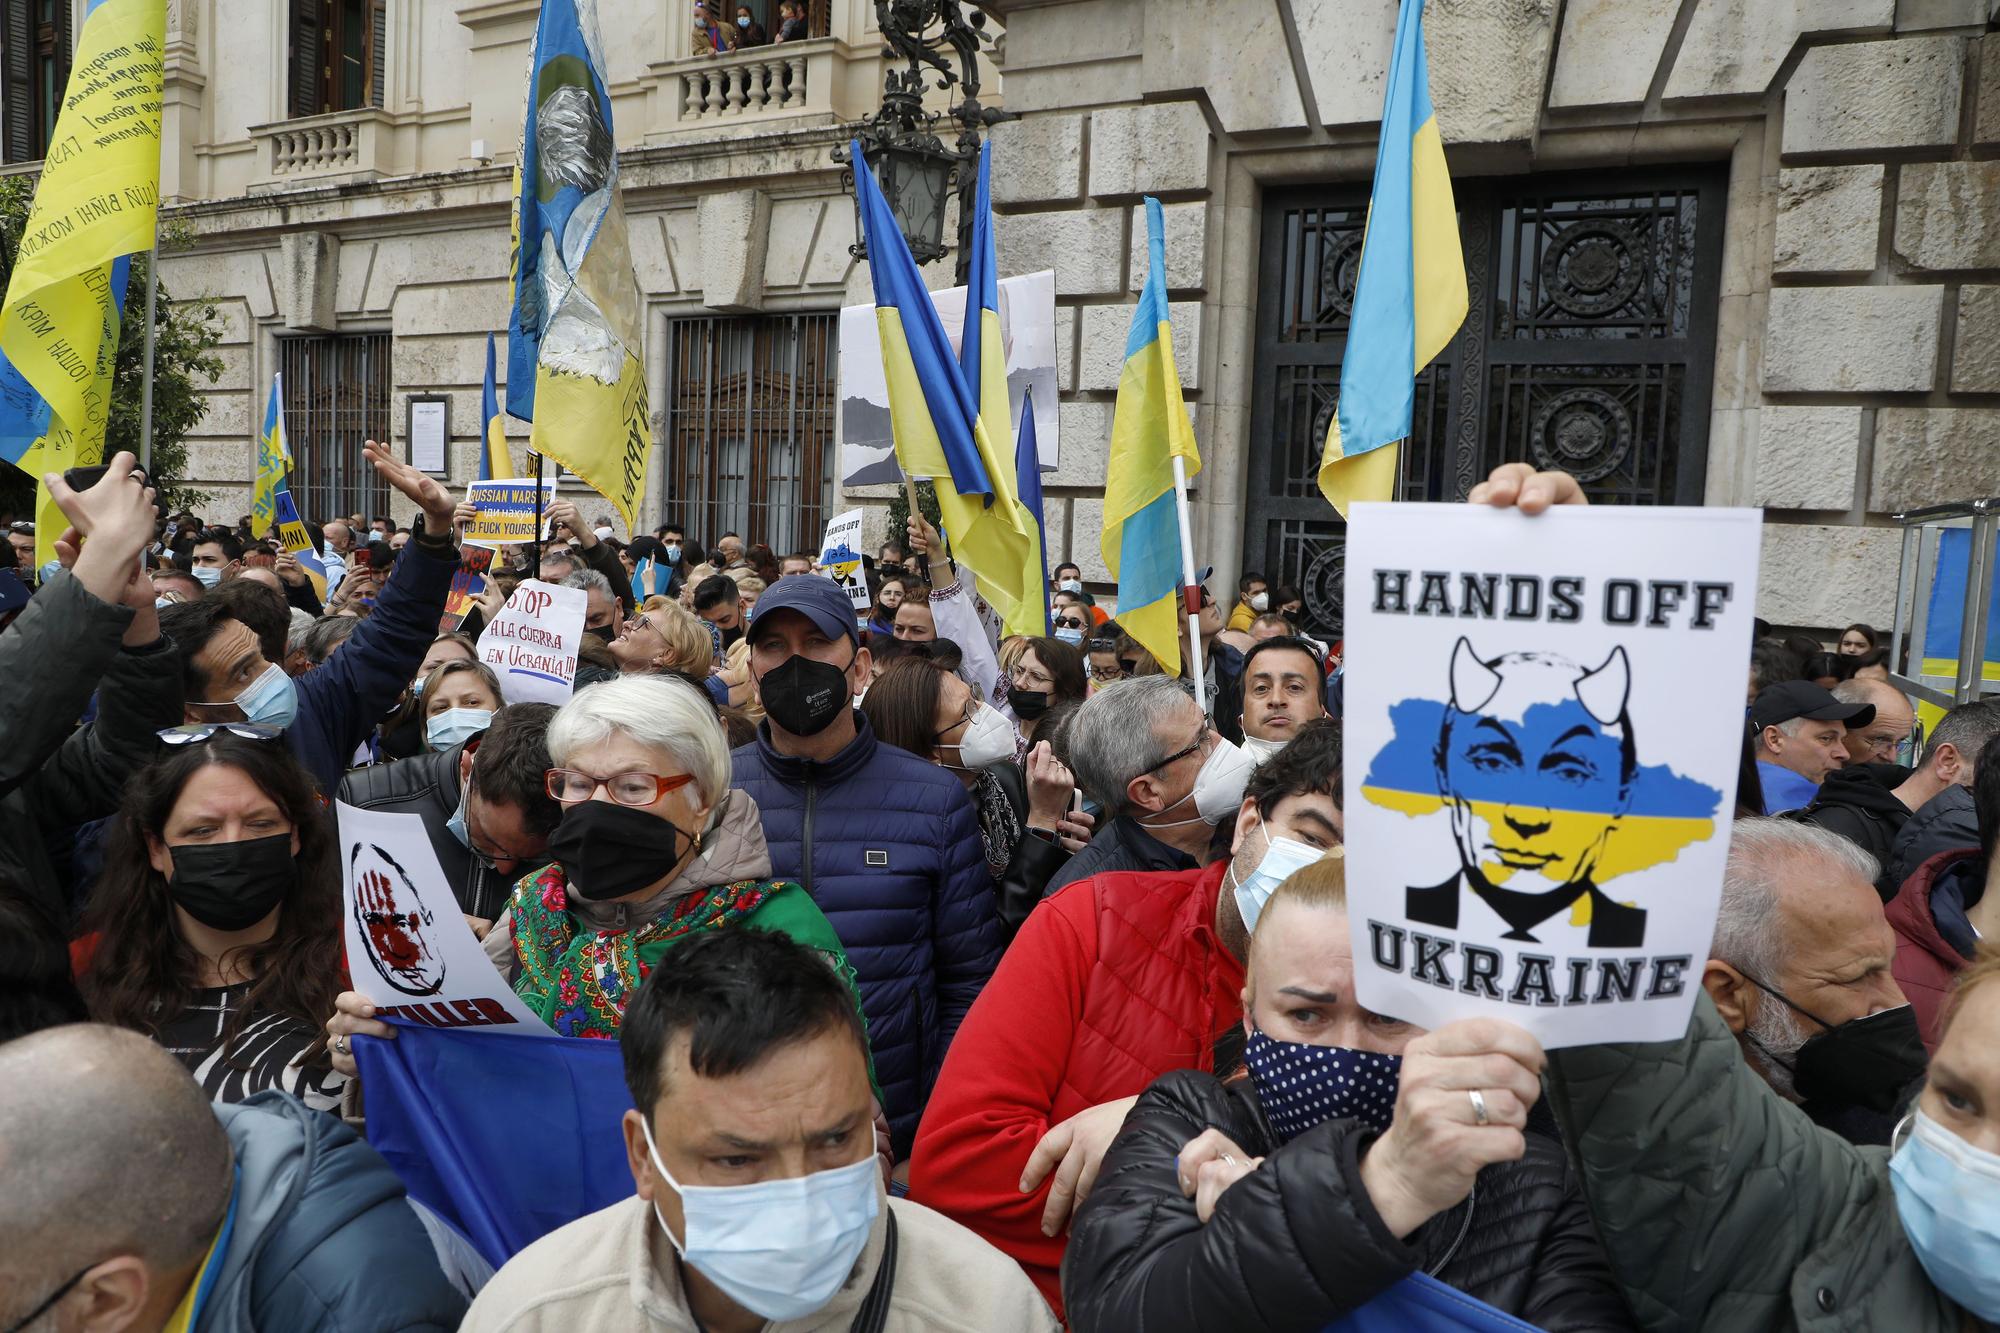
left=532, top=451, right=546, bottom=574
left=1171, top=454, right=1206, bottom=708
left=136, top=236, right=160, bottom=471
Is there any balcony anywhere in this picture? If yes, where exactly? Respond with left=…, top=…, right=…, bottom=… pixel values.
left=248, top=108, right=401, bottom=190
left=648, top=37, right=858, bottom=139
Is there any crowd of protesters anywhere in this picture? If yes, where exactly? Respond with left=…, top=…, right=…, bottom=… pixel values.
left=1, top=452, right=1997, bottom=1333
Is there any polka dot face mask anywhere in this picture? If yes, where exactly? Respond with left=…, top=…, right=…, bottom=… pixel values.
left=1243, top=1026, right=1403, bottom=1143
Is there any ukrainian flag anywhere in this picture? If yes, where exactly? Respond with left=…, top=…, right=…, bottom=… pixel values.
left=1915, top=527, right=2000, bottom=734
left=957, top=141, right=1043, bottom=637
left=1103, top=198, right=1199, bottom=678
left=507, top=0, right=652, bottom=534
left=852, top=139, right=1035, bottom=621
left=480, top=331, right=512, bottom=483
left=0, top=0, right=165, bottom=568
left=251, top=372, right=290, bottom=536
left=1015, top=387, right=1051, bottom=636
left=1317, top=0, right=1467, bottom=517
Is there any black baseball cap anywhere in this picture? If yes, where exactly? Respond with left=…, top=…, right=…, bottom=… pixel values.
left=1750, top=679, right=1875, bottom=732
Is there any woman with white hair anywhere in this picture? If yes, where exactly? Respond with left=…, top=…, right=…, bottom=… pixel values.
left=326, top=675, right=860, bottom=1058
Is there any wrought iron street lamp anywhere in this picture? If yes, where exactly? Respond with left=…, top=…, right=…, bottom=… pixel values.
left=837, top=0, right=1016, bottom=285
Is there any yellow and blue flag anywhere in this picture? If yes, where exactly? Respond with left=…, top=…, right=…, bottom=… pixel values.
left=852, top=138, right=1035, bottom=621
left=506, top=0, right=651, bottom=533
left=1103, top=198, right=1200, bottom=678
left=1015, top=387, right=1050, bottom=635
left=956, top=140, right=1042, bottom=636
left=480, top=331, right=512, bottom=483
left=1317, top=0, right=1467, bottom=517
left=0, top=0, right=165, bottom=567
left=251, top=372, right=290, bottom=535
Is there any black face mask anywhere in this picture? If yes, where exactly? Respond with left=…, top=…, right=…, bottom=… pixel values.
left=720, top=623, right=744, bottom=650
left=166, top=833, right=295, bottom=931
left=757, top=651, right=853, bottom=737
left=1010, top=689, right=1050, bottom=721
left=1747, top=974, right=1928, bottom=1114
left=546, top=801, right=694, bottom=901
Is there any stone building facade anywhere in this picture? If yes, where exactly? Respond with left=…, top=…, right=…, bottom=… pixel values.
left=17, top=0, right=2000, bottom=632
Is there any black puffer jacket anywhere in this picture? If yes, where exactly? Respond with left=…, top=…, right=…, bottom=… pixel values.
left=1884, top=784, right=1976, bottom=898
left=1062, top=1069, right=1634, bottom=1333
left=1791, top=763, right=1912, bottom=895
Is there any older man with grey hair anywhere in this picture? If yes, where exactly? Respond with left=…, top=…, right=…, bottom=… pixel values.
left=1700, top=818, right=1925, bottom=1144
left=1798, top=687, right=2000, bottom=896
left=1043, top=676, right=1257, bottom=894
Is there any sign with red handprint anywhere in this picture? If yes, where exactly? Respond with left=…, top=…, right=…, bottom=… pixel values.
left=337, top=801, right=556, bottom=1036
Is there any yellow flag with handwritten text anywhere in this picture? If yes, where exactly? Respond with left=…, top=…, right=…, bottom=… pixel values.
left=0, top=0, right=165, bottom=567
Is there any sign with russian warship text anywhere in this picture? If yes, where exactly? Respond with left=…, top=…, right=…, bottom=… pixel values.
left=1341, top=503, right=1759, bottom=1047
left=336, top=802, right=555, bottom=1036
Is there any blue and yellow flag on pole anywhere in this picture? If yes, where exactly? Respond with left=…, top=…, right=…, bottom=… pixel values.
left=1015, top=387, right=1051, bottom=636
left=1103, top=198, right=1200, bottom=678
left=956, top=141, right=1042, bottom=637
left=852, top=138, right=1034, bottom=621
left=0, top=0, right=165, bottom=568
left=479, top=331, right=512, bottom=483
left=1317, top=0, right=1466, bottom=517
left=271, top=489, right=328, bottom=602
left=251, top=372, right=290, bottom=535
left=506, top=0, right=651, bottom=533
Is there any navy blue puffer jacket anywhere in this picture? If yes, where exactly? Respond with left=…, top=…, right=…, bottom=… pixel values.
left=732, top=712, right=1004, bottom=1156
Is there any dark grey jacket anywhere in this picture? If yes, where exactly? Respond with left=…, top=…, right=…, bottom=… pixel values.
left=1544, top=991, right=1967, bottom=1331
left=1883, top=784, right=1977, bottom=898
left=0, top=572, right=181, bottom=923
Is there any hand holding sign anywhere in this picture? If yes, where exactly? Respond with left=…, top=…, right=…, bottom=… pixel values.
left=1358, top=1018, right=1545, bottom=1239
left=1342, top=488, right=1758, bottom=1047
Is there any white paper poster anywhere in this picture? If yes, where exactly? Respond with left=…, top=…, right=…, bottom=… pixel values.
left=818, top=508, right=869, bottom=614
left=839, top=269, right=1059, bottom=486
left=336, top=802, right=555, bottom=1036
left=476, top=578, right=587, bottom=705
left=1340, top=503, right=1760, bottom=1048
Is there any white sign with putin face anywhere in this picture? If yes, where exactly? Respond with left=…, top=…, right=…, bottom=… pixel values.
left=337, top=802, right=555, bottom=1036
left=1340, top=502, right=1761, bottom=1047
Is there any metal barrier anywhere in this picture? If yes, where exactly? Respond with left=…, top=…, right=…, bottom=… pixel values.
left=1888, top=498, right=2000, bottom=712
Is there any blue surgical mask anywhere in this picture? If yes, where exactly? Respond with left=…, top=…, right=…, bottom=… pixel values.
left=192, top=565, right=223, bottom=589
left=1058, top=579, right=1083, bottom=594
left=410, top=675, right=426, bottom=698
left=664, top=543, right=681, bottom=563
left=639, top=1115, right=879, bottom=1322
left=426, top=707, right=493, bottom=752
left=446, top=782, right=472, bottom=849
left=1055, top=626, right=1086, bottom=647
left=1229, top=824, right=1329, bottom=932
left=1891, top=1108, right=2000, bottom=1321
left=1243, top=1027, right=1402, bottom=1142
left=737, top=13, right=750, bottom=24
left=235, top=662, right=298, bottom=730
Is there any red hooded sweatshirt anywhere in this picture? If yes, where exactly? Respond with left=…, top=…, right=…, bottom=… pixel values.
left=1886, top=846, right=1984, bottom=1052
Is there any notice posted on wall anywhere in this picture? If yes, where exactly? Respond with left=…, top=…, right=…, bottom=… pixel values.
left=336, top=802, right=554, bottom=1036
left=1339, top=502, right=1760, bottom=1047
left=475, top=578, right=586, bottom=705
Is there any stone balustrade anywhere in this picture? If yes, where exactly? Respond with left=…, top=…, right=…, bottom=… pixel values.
left=652, top=38, right=852, bottom=136
left=248, top=109, right=398, bottom=189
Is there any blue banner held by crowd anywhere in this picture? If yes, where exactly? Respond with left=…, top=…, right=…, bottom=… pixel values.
left=1325, top=1272, right=1546, bottom=1333
left=353, top=1021, right=636, bottom=1269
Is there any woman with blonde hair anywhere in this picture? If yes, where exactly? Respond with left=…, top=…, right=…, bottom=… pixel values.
left=1064, top=853, right=1628, bottom=1331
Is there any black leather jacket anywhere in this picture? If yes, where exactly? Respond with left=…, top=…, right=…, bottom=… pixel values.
left=983, top=761, right=1072, bottom=939
left=335, top=743, right=544, bottom=921
left=1062, top=1068, right=1635, bottom=1333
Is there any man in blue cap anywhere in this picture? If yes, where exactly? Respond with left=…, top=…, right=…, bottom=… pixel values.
left=729, top=573, right=1005, bottom=1161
